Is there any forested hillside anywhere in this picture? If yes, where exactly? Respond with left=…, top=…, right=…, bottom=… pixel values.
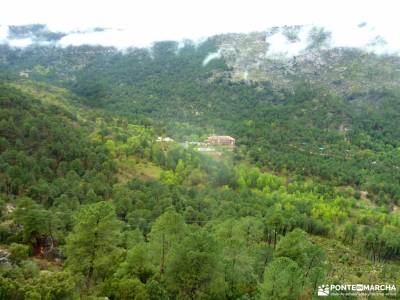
left=3, top=35, right=400, bottom=204
left=0, top=25, right=400, bottom=299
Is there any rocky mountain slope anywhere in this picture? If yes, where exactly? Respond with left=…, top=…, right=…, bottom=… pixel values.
left=212, top=26, right=400, bottom=101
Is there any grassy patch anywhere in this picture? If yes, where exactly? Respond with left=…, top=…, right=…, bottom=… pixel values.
left=116, top=156, right=162, bottom=183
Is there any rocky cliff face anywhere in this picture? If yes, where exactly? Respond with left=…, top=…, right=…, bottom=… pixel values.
left=211, top=26, right=400, bottom=101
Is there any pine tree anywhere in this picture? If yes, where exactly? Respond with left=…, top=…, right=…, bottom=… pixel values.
left=64, top=201, right=122, bottom=291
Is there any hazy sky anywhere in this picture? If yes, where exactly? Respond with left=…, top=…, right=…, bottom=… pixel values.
left=0, top=0, right=398, bottom=50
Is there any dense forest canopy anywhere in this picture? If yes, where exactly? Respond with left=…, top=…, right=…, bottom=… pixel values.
left=0, top=27, right=399, bottom=299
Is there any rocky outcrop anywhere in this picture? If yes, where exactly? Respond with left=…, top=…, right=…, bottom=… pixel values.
left=0, top=249, right=11, bottom=266
left=211, top=26, right=400, bottom=102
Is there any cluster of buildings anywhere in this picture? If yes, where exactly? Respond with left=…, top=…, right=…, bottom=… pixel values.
left=157, top=135, right=235, bottom=152
left=206, top=135, right=235, bottom=146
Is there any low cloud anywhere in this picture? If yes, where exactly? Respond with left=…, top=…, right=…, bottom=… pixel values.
left=264, top=22, right=400, bottom=59
left=266, top=29, right=310, bottom=58
left=8, top=37, right=33, bottom=47
left=0, top=22, right=400, bottom=57
left=202, top=50, right=222, bottom=66
left=0, top=25, right=8, bottom=43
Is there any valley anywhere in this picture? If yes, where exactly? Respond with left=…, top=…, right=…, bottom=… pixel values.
left=0, top=24, right=399, bottom=299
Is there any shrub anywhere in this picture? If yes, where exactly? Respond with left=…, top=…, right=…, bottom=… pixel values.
left=9, top=243, right=30, bottom=263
